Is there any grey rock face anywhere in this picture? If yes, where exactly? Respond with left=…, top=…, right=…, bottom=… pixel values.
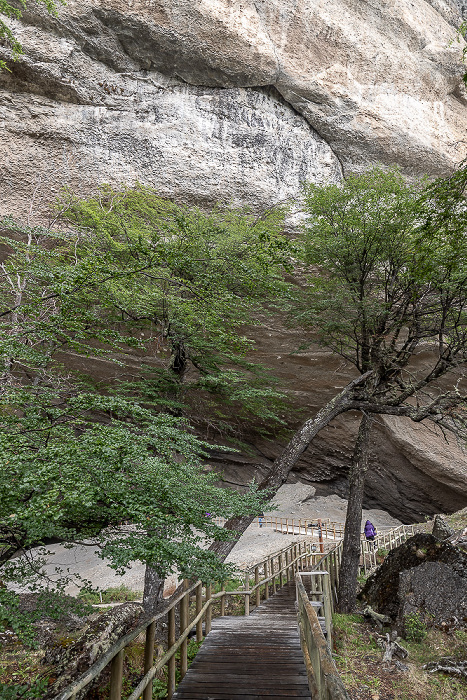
left=399, top=561, right=467, bottom=625
left=0, top=0, right=466, bottom=216
left=361, top=534, right=467, bottom=622
left=433, top=514, right=456, bottom=540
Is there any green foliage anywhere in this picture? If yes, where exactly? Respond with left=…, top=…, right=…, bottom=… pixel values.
left=0, top=678, right=48, bottom=700
left=0, top=190, right=289, bottom=642
left=403, top=612, right=427, bottom=643
left=0, top=588, right=91, bottom=648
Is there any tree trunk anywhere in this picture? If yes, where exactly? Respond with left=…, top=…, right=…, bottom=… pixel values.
left=143, top=565, right=165, bottom=616
left=337, top=413, right=372, bottom=613
left=210, top=372, right=371, bottom=559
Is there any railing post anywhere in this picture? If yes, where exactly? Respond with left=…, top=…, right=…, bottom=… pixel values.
left=263, top=561, right=269, bottom=600
left=167, top=606, right=176, bottom=700
left=285, top=549, right=290, bottom=582
left=109, top=649, right=124, bottom=700
left=143, top=621, right=155, bottom=700
left=255, top=566, right=260, bottom=607
left=206, top=583, right=212, bottom=632
left=180, top=580, right=189, bottom=680
left=244, top=573, right=250, bottom=615
left=279, top=553, right=283, bottom=587
left=220, top=582, right=226, bottom=617
left=272, top=556, right=277, bottom=594
left=196, top=582, right=203, bottom=640
left=317, top=518, right=324, bottom=553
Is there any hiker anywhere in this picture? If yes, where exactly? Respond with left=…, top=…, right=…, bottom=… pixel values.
left=364, top=519, right=377, bottom=548
left=258, top=513, right=264, bottom=528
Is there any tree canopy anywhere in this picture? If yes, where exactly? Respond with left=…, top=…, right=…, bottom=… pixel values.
left=0, top=190, right=291, bottom=641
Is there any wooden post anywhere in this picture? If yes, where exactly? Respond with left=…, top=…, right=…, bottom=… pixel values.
left=220, top=583, right=226, bottom=617
left=255, top=566, right=260, bottom=607
left=285, top=549, right=290, bottom=582
left=180, top=580, right=189, bottom=680
left=196, top=582, right=203, bottom=641
left=244, top=574, right=250, bottom=616
left=317, top=518, right=324, bottom=553
left=206, top=584, right=212, bottom=632
left=323, top=573, right=333, bottom=640
left=279, top=553, right=283, bottom=587
left=272, top=556, right=277, bottom=594
left=167, top=607, right=176, bottom=700
left=292, top=518, right=295, bottom=534
left=286, top=518, right=289, bottom=534
left=264, top=561, right=269, bottom=600
left=143, top=621, right=156, bottom=700
left=109, top=649, right=124, bottom=700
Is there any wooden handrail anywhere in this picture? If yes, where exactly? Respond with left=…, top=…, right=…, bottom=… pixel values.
left=52, top=523, right=414, bottom=700
left=296, top=574, right=350, bottom=700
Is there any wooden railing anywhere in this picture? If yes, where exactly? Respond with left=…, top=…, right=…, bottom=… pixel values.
left=52, top=538, right=324, bottom=700
left=360, top=523, right=415, bottom=574
left=296, top=569, right=350, bottom=700
left=52, top=523, right=416, bottom=700
left=294, top=524, right=416, bottom=700
left=213, top=515, right=345, bottom=539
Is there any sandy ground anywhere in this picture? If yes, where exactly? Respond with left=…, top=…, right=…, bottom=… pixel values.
left=13, top=483, right=401, bottom=595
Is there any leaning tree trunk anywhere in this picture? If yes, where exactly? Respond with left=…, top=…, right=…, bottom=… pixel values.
left=210, top=372, right=372, bottom=559
left=337, top=413, right=372, bottom=613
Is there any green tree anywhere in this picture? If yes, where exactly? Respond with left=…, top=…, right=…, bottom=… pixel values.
left=211, top=168, right=467, bottom=610
left=0, top=191, right=288, bottom=628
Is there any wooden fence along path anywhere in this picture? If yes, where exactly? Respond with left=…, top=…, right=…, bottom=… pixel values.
left=52, top=524, right=416, bottom=700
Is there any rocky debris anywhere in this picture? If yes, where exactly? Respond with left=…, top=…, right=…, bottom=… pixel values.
left=363, top=606, right=391, bottom=630
left=43, top=602, right=142, bottom=699
left=374, top=631, right=408, bottom=664
left=432, top=514, right=455, bottom=540
left=360, top=534, right=467, bottom=628
left=423, top=657, right=467, bottom=678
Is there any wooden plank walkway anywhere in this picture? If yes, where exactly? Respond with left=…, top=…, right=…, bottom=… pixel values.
left=172, top=581, right=314, bottom=699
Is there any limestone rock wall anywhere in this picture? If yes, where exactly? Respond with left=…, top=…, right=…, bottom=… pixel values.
left=1, top=0, right=467, bottom=519
left=0, top=0, right=466, bottom=215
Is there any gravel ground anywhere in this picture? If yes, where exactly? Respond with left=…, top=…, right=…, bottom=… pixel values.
left=12, top=483, right=401, bottom=594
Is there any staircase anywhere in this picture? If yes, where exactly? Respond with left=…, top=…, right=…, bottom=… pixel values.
left=173, top=581, right=312, bottom=699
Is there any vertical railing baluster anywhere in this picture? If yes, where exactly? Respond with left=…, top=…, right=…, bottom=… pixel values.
left=264, top=561, right=269, bottom=600
left=206, top=584, right=212, bottom=632
left=180, top=580, right=189, bottom=680
left=196, top=582, right=203, bottom=640
left=109, top=649, right=124, bottom=700
left=143, top=622, right=155, bottom=700
left=167, top=607, right=176, bottom=700
left=255, top=566, right=260, bottom=607
left=220, top=582, right=226, bottom=617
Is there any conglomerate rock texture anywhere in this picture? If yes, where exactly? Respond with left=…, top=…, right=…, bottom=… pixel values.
left=1, top=0, right=467, bottom=519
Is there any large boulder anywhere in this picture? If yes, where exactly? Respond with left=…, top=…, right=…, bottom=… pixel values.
left=360, top=534, right=467, bottom=627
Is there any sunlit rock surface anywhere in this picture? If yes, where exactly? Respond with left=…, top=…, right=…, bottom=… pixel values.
left=0, top=0, right=466, bottom=519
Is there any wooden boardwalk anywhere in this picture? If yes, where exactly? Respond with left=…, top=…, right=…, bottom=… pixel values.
left=172, top=581, right=313, bottom=700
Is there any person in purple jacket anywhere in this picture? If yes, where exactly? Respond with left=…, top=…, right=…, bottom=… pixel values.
left=364, top=520, right=377, bottom=547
